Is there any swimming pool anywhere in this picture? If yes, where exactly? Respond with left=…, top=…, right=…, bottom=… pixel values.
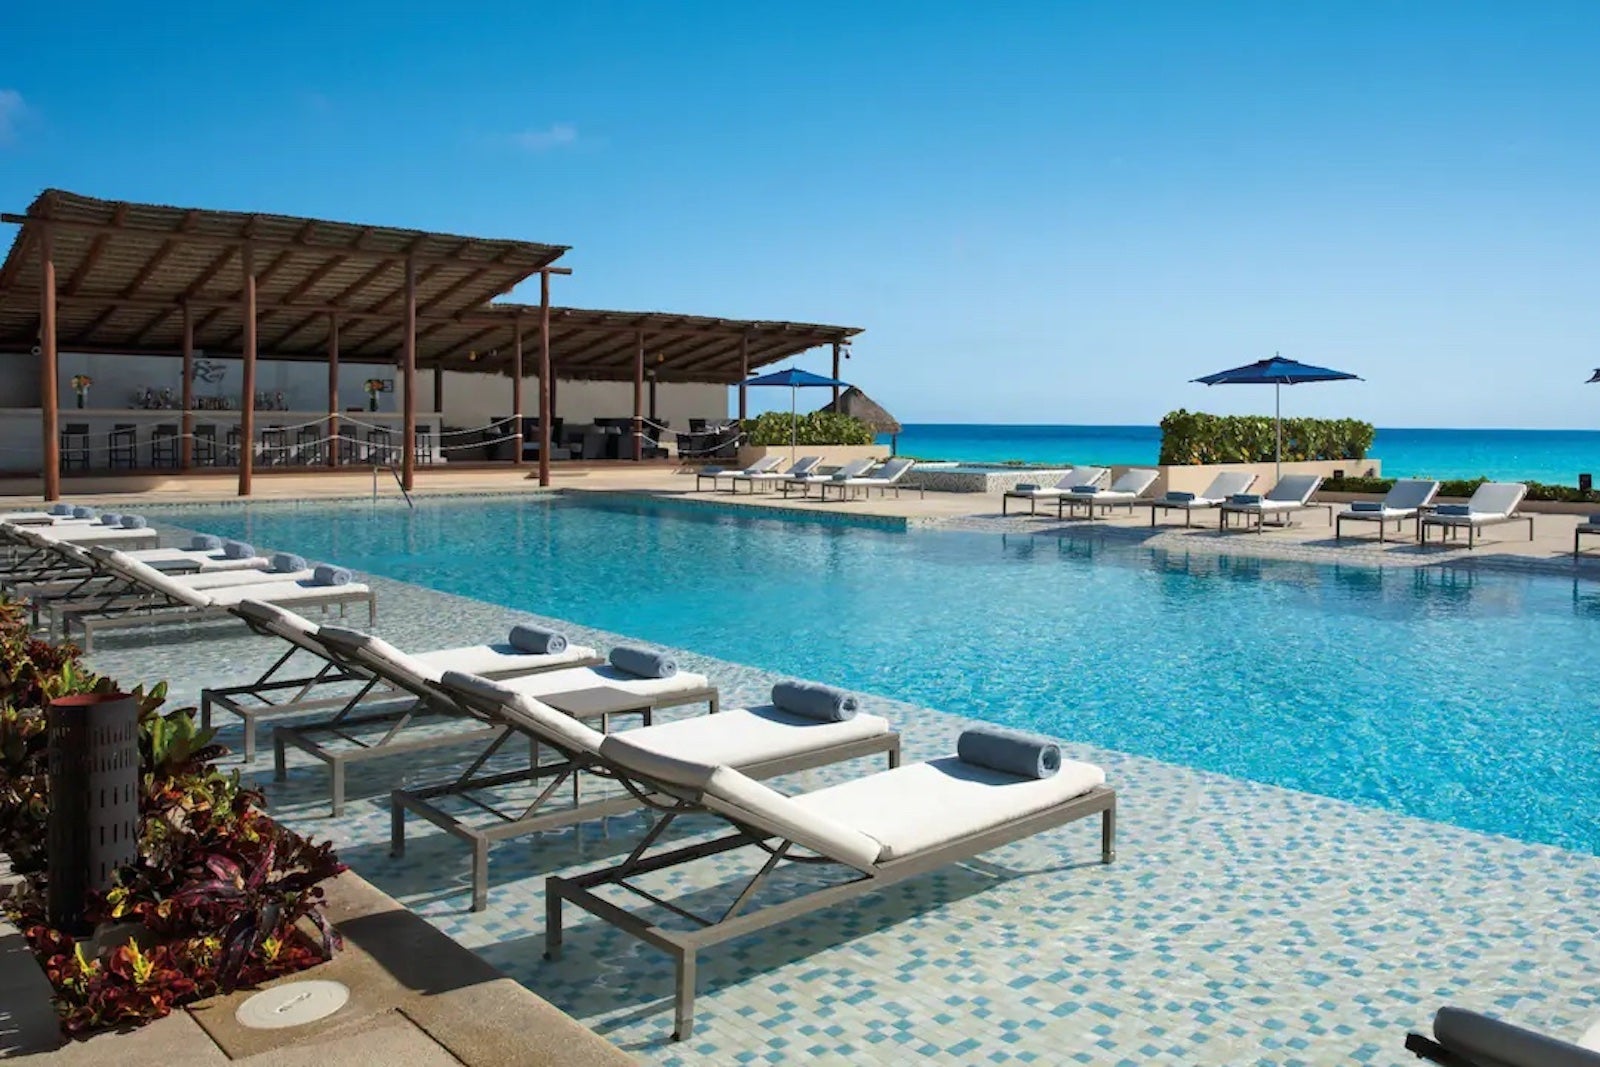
left=151, top=493, right=1600, bottom=855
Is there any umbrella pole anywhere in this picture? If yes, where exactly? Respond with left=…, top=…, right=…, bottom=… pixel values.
left=1274, top=381, right=1282, bottom=484
left=790, top=385, right=797, bottom=465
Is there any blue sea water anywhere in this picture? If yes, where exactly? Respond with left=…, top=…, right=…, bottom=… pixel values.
left=884, top=423, right=1600, bottom=485
left=156, top=494, right=1600, bottom=855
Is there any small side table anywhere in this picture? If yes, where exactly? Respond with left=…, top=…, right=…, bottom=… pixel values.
left=538, top=686, right=655, bottom=807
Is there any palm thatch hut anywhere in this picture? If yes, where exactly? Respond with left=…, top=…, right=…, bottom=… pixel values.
left=817, top=386, right=903, bottom=453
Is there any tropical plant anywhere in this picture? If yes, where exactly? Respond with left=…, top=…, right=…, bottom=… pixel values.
left=1323, top=474, right=1600, bottom=503
left=1158, top=410, right=1375, bottom=465
left=743, top=411, right=875, bottom=447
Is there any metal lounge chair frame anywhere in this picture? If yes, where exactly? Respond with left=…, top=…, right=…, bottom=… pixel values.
left=1417, top=483, right=1534, bottom=549
left=545, top=759, right=1115, bottom=1040
left=1218, top=475, right=1330, bottom=532
left=1000, top=467, right=1109, bottom=516
left=1333, top=479, right=1441, bottom=543
left=731, top=455, right=821, bottom=494
left=1055, top=468, right=1160, bottom=520
left=695, top=455, right=781, bottom=492
left=814, top=458, right=921, bottom=501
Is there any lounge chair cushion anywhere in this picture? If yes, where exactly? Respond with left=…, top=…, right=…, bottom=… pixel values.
left=438, top=670, right=605, bottom=755
left=412, top=641, right=597, bottom=681
left=1465, top=481, right=1527, bottom=517
left=234, top=599, right=321, bottom=642
left=702, top=765, right=885, bottom=871
left=789, top=755, right=1106, bottom=862
left=495, top=664, right=712, bottom=701
left=201, top=580, right=369, bottom=608
left=602, top=705, right=891, bottom=790
left=131, top=547, right=266, bottom=572
left=1431, top=1007, right=1600, bottom=1067
left=1265, top=475, right=1322, bottom=503
left=179, top=568, right=314, bottom=591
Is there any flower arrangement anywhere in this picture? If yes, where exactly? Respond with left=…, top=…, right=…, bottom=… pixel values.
left=363, top=379, right=385, bottom=412
left=69, top=375, right=93, bottom=408
left=0, top=597, right=345, bottom=1036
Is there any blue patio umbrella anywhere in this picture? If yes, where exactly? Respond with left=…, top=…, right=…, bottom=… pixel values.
left=742, top=367, right=852, bottom=462
left=1192, top=354, right=1362, bottom=481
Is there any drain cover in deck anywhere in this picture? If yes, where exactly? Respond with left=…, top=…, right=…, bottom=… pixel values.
left=235, top=980, right=350, bottom=1029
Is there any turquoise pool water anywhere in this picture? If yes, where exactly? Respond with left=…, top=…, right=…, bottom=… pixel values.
left=154, top=494, right=1600, bottom=854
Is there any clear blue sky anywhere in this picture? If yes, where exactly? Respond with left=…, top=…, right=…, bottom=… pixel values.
left=3, top=2, right=1598, bottom=428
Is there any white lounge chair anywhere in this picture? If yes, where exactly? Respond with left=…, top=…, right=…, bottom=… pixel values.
left=695, top=455, right=781, bottom=491
left=414, top=670, right=902, bottom=911
left=1418, top=482, right=1532, bottom=548
left=1001, top=467, right=1110, bottom=516
left=125, top=545, right=272, bottom=572
left=1141, top=471, right=1259, bottom=527
left=731, top=455, right=820, bottom=493
left=1334, top=479, right=1441, bottom=542
left=548, top=726, right=1115, bottom=1038
left=1056, top=468, right=1160, bottom=520
left=816, top=457, right=920, bottom=501
left=1219, top=474, right=1329, bottom=531
left=780, top=457, right=874, bottom=498
left=53, top=548, right=374, bottom=650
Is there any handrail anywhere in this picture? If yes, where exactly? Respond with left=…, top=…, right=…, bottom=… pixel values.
left=370, top=463, right=415, bottom=508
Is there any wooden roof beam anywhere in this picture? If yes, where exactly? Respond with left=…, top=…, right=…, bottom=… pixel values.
left=62, top=203, right=129, bottom=295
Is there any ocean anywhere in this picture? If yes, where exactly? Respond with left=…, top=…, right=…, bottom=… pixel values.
left=880, top=424, right=1600, bottom=486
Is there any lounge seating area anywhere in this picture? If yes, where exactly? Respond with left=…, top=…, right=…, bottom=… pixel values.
left=1001, top=467, right=1110, bottom=515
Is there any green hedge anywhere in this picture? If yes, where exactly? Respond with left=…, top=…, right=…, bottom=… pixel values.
left=744, top=411, right=875, bottom=447
left=1323, top=475, right=1600, bottom=504
left=1158, top=410, right=1375, bottom=465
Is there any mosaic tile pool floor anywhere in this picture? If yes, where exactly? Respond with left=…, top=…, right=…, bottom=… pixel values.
left=82, top=533, right=1600, bottom=1066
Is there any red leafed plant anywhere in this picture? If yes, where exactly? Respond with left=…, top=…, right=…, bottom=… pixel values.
left=0, top=594, right=346, bottom=1036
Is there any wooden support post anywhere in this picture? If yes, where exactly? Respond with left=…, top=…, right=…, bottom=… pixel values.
left=633, top=331, right=645, bottom=462
left=179, top=302, right=194, bottom=469
left=433, top=363, right=444, bottom=414
left=401, top=256, right=417, bottom=490
left=238, top=244, right=256, bottom=497
left=832, top=341, right=842, bottom=404
left=538, top=271, right=552, bottom=487
left=327, top=314, right=340, bottom=468
left=512, top=319, right=524, bottom=466
left=39, top=225, right=60, bottom=501
left=738, top=334, right=749, bottom=421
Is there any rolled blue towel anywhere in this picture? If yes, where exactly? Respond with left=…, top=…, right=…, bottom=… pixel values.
left=271, top=552, right=308, bottom=574
left=119, top=515, right=146, bottom=529
left=1069, top=485, right=1099, bottom=494
left=1434, top=503, right=1471, bottom=516
left=49, top=503, right=74, bottom=516
left=609, top=644, right=676, bottom=679
left=508, top=624, right=567, bottom=655
left=771, top=680, right=857, bottom=723
left=1588, top=514, right=1600, bottom=527
left=98, top=513, right=123, bottom=526
left=701, top=465, right=725, bottom=476
left=222, top=540, right=255, bottom=560
left=1164, top=491, right=1196, bottom=502
left=1350, top=501, right=1384, bottom=512
left=831, top=470, right=853, bottom=481
left=1229, top=493, right=1262, bottom=505
left=312, top=564, right=353, bottom=587
left=1013, top=483, right=1041, bottom=493
left=957, top=725, right=1062, bottom=780
left=190, top=534, right=222, bottom=552
left=71, top=506, right=95, bottom=519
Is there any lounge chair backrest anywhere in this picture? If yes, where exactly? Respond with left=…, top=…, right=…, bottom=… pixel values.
left=701, top=764, right=884, bottom=871
left=96, top=549, right=209, bottom=608
left=745, top=455, right=783, bottom=475
left=1200, top=471, right=1257, bottom=499
left=1108, top=468, right=1158, bottom=495
left=785, top=456, right=821, bottom=476
left=598, top=732, right=719, bottom=792
left=1466, top=481, right=1526, bottom=516
left=438, top=670, right=606, bottom=755
left=233, top=599, right=320, bottom=645
left=1059, top=467, right=1108, bottom=490
left=1383, top=479, right=1440, bottom=511
left=317, top=625, right=445, bottom=690
left=868, top=458, right=915, bottom=483
left=828, top=458, right=875, bottom=479
left=1265, top=474, right=1323, bottom=504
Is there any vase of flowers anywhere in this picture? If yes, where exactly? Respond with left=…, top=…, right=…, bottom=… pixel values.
left=70, top=375, right=93, bottom=409
left=364, top=379, right=383, bottom=412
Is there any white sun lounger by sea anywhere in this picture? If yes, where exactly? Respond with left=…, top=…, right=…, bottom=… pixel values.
left=780, top=457, right=874, bottom=498
left=1334, top=479, right=1441, bottom=542
left=1218, top=474, right=1329, bottom=531
left=1418, top=482, right=1532, bottom=549
left=1001, top=467, right=1110, bottom=516
left=1056, top=468, right=1160, bottom=520
left=695, top=455, right=782, bottom=491
left=547, top=726, right=1114, bottom=1038
left=816, top=457, right=920, bottom=501
left=732, top=455, right=821, bottom=493
left=1140, top=471, right=1258, bottom=527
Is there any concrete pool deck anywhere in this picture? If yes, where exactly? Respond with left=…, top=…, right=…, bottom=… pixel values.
left=53, top=495, right=1600, bottom=1065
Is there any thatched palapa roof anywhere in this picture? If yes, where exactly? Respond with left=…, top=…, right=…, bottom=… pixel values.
left=817, top=386, right=901, bottom=434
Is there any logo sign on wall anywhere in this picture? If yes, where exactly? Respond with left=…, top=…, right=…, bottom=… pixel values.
left=192, top=359, right=228, bottom=385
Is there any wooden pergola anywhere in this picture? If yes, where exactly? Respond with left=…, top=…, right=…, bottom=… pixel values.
left=0, top=190, right=862, bottom=499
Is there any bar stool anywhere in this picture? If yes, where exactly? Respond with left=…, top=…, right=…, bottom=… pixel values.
left=193, top=425, right=218, bottom=466
left=295, top=426, right=324, bottom=466
left=365, top=427, right=394, bottom=466
left=413, top=429, right=434, bottom=466
left=225, top=426, right=243, bottom=466
left=60, top=423, right=90, bottom=471
left=151, top=424, right=180, bottom=468
left=108, top=424, right=138, bottom=469
left=260, top=425, right=288, bottom=466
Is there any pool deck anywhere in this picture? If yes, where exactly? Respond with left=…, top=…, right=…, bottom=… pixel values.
left=52, top=486, right=1600, bottom=1065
